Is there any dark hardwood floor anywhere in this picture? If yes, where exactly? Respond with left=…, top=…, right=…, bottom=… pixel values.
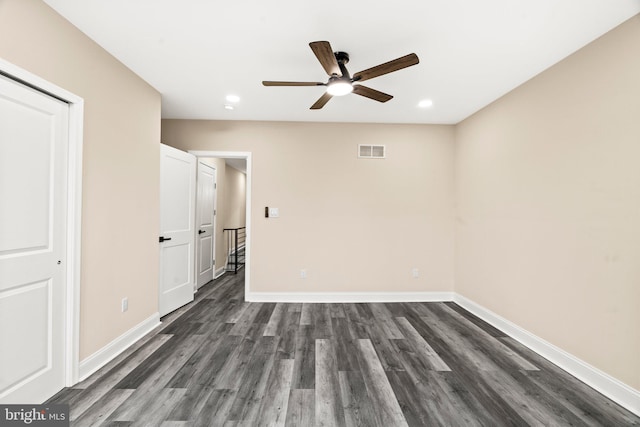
left=49, top=271, right=640, bottom=426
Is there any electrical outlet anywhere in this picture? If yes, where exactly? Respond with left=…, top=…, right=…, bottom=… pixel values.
left=300, top=269, right=307, bottom=279
left=412, top=268, right=419, bottom=278
left=121, top=297, right=128, bottom=312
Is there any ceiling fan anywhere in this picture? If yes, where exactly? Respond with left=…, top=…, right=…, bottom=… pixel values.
left=262, top=41, right=419, bottom=109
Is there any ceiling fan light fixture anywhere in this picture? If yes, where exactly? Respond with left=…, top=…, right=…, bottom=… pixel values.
left=326, top=81, right=353, bottom=96
left=263, top=41, right=419, bottom=109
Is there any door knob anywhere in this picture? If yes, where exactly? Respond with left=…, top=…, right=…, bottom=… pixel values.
left=198, top=230, right=205, bottom=234
left=159, top=236, right=172, bottom=242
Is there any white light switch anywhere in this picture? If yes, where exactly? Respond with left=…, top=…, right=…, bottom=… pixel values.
left=269, top=207, right=279, bottom=218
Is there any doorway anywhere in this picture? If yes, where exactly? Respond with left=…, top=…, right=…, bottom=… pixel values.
left=190, top=151, right=251, bottom=298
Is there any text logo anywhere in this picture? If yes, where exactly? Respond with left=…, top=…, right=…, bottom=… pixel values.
left=0, top=405, right=68, bottom=426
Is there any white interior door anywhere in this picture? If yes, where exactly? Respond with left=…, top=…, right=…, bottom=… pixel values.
left=159, top=144, right=196, bottom=317
left=196, top=161, right=216, bottom=289
left=0, top=74, right=69, bottom=403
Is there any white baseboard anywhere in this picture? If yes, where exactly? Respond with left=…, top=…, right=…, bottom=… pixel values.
left=214, top=267, right=226, bottom=279
left=78, top=313, right=161, bottom=382
left=453, top=294, right=640, bottom=417
left=246, top=291, right=454, bottom=303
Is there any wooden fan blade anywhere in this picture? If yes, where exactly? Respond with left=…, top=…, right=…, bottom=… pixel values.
left=263, top=81, right=325, bottom=86
left=310, top=92, right=333, bottom=109
left=352, top=85, right=393, bottom=103
left=309, top=41, right=342, bottom=77
left=353, top=53, right=419, bottom=82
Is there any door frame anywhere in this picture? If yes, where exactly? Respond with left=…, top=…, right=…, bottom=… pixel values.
left=1, top=58, right=84, bottom=386
left=189, top=151, right=251, bottom=299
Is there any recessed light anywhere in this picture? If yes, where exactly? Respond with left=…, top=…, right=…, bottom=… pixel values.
left=226, top=94, right=240, bottom=103
left=224, top=104, right=234, bottom=110
left=418, top=99, right=433, bottom=108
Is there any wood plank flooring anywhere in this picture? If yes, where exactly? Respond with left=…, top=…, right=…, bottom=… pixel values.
left=49, top=271, right=640, bottom=426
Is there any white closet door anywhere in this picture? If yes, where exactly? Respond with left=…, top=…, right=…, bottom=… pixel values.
left=0, top=74, right=69, bottom=403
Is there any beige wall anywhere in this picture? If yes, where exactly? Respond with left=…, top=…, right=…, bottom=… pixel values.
left=455, top=15, right=640, bottom=390
left=223, top=165, right=246, bottom=230
left=221, top=164, right=246, bottom=271
left=0, top=0, right=161, bottom=359
left=162, top=121, right=456, bottom=293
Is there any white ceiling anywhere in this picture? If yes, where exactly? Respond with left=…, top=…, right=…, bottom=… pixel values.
left=44, top=0, right=640, bottom=124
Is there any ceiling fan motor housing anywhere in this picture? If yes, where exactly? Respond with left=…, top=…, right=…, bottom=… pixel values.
left=334, top=51, right=350, bottom=64
left=334, top=51, right=351, bottom=78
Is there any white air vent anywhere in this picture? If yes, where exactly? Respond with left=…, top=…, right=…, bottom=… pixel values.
left=358, top=144, right=385, bottom=159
